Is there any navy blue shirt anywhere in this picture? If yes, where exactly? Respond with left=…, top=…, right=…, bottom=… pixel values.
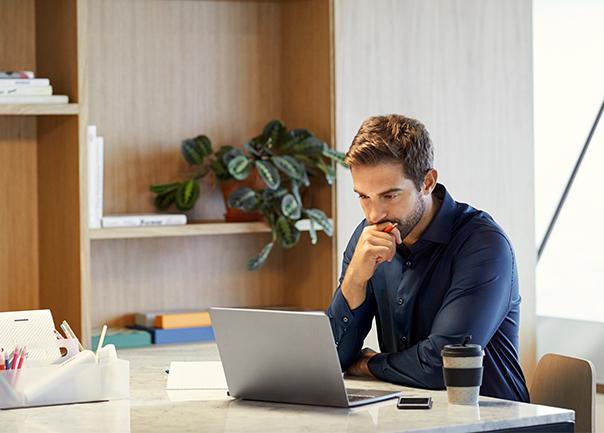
left=328, top=184, right=529, bottom=402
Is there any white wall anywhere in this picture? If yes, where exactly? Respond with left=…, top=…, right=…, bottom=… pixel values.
left=334, top=0, right=536, bottom=376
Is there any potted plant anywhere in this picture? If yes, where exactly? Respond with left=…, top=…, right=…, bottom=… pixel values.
left=150, top=120, right=347, bottom=270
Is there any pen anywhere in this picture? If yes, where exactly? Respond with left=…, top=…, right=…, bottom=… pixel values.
left=95, top=325, right=108, bottom=361
left=11, top=346, right=19, bottom=370
left=383, top=222, right=398, bottom=234
left=3, top=350, right=9, bottom=370
left=17, top=346, right=27, bottom=369
left=0, top=348, right=4, bottom=371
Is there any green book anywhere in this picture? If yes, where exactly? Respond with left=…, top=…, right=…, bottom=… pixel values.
left=91, top=327, right=152, bottom=349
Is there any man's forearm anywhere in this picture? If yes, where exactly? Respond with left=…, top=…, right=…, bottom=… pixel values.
left=341, top=271, right=368, bottom=310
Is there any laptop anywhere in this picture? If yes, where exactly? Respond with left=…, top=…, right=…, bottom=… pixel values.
left=210, top=307, right=401, bottom=407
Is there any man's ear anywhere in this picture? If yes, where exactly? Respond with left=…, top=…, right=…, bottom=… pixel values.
left=422, top=169, right=438, bottom=195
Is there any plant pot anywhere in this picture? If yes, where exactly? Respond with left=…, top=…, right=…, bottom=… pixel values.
left=220, top=171, right=265, bottom=223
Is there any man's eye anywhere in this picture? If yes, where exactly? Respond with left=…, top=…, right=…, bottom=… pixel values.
left=384, top=194, right=396, bottom=200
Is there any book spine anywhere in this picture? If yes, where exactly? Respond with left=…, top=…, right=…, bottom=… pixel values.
left=95, top=136, right=104, bottom=226
left=0, top=79, right=50, bottom=87
left=0, top=71, right=34, bottom=79
left=0, top=86, right=52, bottom=96
left=87, top=126, right=100, bottom=228
left=153, top=327, right=215, bottom=344
left=139, top=215, right=187, bottom=226
left=101, top=215, right=187, bottom=228
left=156, top=313, right=212, bottom=329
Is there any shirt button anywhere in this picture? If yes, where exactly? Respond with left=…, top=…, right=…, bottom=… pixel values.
left=400, top=336, right=407, bottom=343
left=342, top=316, right=349, bottom=323
left=405, top=261, right=412, bottom=267
left=397, top=297, right=404, bottom=305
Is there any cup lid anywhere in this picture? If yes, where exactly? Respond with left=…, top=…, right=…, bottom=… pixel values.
left=441, top=343, right=484, bottom=358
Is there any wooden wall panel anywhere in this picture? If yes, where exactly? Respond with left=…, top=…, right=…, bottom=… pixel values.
left=0, top=118, right=39, bottom=311
left=0, top=0, right=39, bottom=312
left=85, top=0, right=283, bottom=219
left=335, top=0, right=536, bottom=376
left=90, top=234, right=287, bottom=327
left=37, top=116, right=82, bottom=333
left=35, top=0, right=78, bottom=101
left=0, top=0, right=35, bottom=71
left=281, top=0, right=336, bottom=309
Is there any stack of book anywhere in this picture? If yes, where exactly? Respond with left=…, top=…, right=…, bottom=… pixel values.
left=131, top=310, right=214, bottom=345
left=0, top=71, right=69, bottom=104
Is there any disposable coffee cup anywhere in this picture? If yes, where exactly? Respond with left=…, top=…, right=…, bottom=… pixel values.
left=441, top=340, right=484, bottom=405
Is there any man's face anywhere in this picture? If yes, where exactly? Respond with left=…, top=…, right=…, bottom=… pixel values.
left=351, top=163, right=426, bottom=240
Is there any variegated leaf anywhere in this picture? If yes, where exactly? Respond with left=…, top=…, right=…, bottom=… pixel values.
left=175, top=179, right=200, bottom=211
left=308, top=219, right=318, bottom=245
left=275, top=215, right=300, bottom=248
left=227, top=187, right=258, bottom=211
left=247, top=242, right=274, bottom=271
left=181, top=138, right=205, bottom=165
left=304, top=208, right=333, bottom=236
left=281, top=194, right=301, bottom=219
left=255, top=160, right=280, bottom=190
left=227, top=155, right=251, bottom=180
left=193, top=135, right=213, bottom=158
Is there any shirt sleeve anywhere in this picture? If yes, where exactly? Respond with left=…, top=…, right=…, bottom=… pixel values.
left=327, top=221, right=376, bottom=371
left=368, top=230, right=515, bottom=389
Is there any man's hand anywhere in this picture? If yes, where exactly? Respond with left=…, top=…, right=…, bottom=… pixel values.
left=346, top=348, right=378, bottom=377
left=342, top=223, right=402, bottom=309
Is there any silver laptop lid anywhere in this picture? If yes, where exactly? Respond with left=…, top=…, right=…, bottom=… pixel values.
left=210, top=307, right=350, bottom=407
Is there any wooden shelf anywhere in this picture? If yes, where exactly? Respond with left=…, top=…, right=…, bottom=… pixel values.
left=0, top=103, right=79, bottom=115
left=89, top=219, right=328, bottom=240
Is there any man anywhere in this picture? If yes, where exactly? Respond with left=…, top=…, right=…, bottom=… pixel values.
left=328, top=114, right=529, bottom=402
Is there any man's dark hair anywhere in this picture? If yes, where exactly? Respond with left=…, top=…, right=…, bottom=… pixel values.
left=345, top=114, right=434, bottom=190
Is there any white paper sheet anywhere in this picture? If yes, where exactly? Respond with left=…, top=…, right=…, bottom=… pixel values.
left=166, top=361, right=228, bottom=390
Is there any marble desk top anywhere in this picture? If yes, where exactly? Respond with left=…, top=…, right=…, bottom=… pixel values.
left=0, top=343, right=574, bottom=433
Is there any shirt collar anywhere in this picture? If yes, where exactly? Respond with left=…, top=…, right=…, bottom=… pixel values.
left=418, top=183, right=456, bottom=244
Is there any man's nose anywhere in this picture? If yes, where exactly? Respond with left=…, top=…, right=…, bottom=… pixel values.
left=367, top=203, right=387, bottom=225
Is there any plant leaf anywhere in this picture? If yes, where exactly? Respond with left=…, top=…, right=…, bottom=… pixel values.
left=308, top=219, right=318, bottom=245
left=271, top=155, right=306, bottom=182
left=322, top=146, right=347, bottom=167
left=154, top=189, right=177, bottom=210
left=275, top=215, right=300, bottom=248
left=221, top=147, right=244, bottom=165
left=149, top=182, right=180, bottom=194
left=281, top=194, right=301, bottom=219
left=317, top=158, right=336, bottom=185
left=181, top=138, right=207, bottom=165
left=291, top=180, right=302, bottom=208
left=227, top=155, right=252, bottom=180
left=175, top=179, right=200, bottom=211
left=247, top=242, right=274, bottom=271
left=291, top=135, right=325, bottom=157
left=193, top=135, right=212, bottom=158
left=255, top=160, right=280, bottom=190
left=227, top=186, right=258, bottom=211
left=262, top=120, right=286, bottom=148
left=304, top=208, right=333, bottom=236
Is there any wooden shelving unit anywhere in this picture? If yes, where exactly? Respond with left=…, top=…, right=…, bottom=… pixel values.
left=1, top=0, right=337, bottom=344
left=89, top=219, right=329, bottom=240
left=0, top=103, right=79, bottom=115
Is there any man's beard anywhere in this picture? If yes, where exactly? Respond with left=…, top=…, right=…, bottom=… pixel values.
left=391, top=195, right=425, bottom=240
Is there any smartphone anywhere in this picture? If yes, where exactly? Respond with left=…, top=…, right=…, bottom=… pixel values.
left=396, top=396, right=432, bottom=409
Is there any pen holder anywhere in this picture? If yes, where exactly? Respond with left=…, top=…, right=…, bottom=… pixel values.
left=0, top=358, right=129, bottom=409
